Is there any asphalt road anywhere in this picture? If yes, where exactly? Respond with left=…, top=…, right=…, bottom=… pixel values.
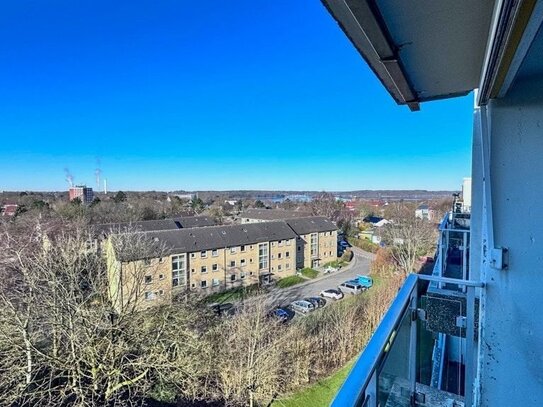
left=262, top=247, right=374, bottom=309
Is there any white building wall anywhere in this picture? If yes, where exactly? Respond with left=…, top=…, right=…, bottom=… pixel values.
left=477, top=76, right=543, bottom=407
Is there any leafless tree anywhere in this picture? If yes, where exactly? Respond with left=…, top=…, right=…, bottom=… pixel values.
left=382, top=203, right=436, bottom=274
left=0, top=225, right=212, bottom=407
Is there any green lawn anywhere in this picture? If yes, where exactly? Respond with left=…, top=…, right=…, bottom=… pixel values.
left=276, top=275, right=305, bottom=288
left=271, top=360, right=354, bottom=407
left=300, top=267, right=319, bottom=279
left=205, top=284, right=261, bottom=303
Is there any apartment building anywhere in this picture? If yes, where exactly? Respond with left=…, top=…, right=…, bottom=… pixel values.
left=106, top=215, right=338, bottom=310
left=286, top=217, right=338, bottom=269
left=106, top=221, right=298, bottom=311
left=240, top=208, right=310, bottom=224
left=97, top=215, right=217, bottom=235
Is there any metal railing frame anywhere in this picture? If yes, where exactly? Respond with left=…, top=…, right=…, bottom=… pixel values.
left=331, top=274, right=483, bottom=407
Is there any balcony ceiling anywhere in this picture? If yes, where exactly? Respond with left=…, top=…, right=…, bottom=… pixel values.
left=322, top=0, right=496, bottom=110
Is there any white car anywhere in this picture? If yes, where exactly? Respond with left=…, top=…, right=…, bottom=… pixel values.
left=290, top=300, right=315, bottom=314
left=323, top=266, right=338, bottom=274
left=320, top=289, right=344, bottom=300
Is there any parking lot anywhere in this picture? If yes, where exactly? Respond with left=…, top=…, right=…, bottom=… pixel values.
left=260, top=247, right=373, bottom=313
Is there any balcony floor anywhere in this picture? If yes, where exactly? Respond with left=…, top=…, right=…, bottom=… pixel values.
left=384, top=378, right=464, bottom=407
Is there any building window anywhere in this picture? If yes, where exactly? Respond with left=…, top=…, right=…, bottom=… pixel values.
left=259, top=243, right=268, bottom=270
left=298, top=246, right=301, bottom=252
left=286, top=251, right=290, bottom=258
left=191, top=268, right=195, bottom=273
left=159, top=257, right=164, bottom=263
left=230, top=247, right=237, bottom=254
left=278, top=240, right=283, bottom=246
left=201, top=250, right=207, bottom=258
left=241, top=245, right=246, bottom=252
left=278, top=265, right=282, bottom=271
left=144, top=275, right=152, bottom=284
left=159, top=274, right=164, bottom=280
left=311, top=233, right=318, bottom=257
left=286, top=263, right=290, bottom=270
left=230, top=260, right=236, bottom=268
left=159, top=289, right=164, bottom=295
left=230, top=274, right=236, bottom=281
left=201, top=280, right=207, bottom=288
left=240, top=259, right=246, bottom=266
left=212, top=263, right=218, bottom=271
left=212, top=249, right=218, bottom=257
left=212, top=278, right=220, bottom=287
left=241, top=272, right=246, bottom=279
left=191, top=253, right=196, bottom=258
left=201, top=266, right=207, bottom=273
left=172, top=255, right=186, bottom=287
left=278, top=253, right=282, bottom=259
left=144, top=291, right=156, bottom=301
left=271, top=254, right=275, bottom=260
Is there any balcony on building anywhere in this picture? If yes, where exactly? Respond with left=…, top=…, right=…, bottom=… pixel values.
left=331, top=210, right=477, bottom=407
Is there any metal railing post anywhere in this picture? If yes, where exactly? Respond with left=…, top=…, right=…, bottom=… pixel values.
left=409, top=282, right=418, bottom=405
left=464, top=286, right=476, bottom=407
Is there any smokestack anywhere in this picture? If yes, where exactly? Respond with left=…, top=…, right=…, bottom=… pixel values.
left=104, top=179, right=107, bottom=195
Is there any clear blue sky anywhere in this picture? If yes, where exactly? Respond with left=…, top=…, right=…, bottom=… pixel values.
left=0, top=0, right=473, bottom=192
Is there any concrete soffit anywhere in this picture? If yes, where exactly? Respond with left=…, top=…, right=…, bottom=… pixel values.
left=477, top=0, right=542, bottom=105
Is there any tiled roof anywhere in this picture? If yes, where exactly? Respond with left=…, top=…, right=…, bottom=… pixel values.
left=285, top=216, right=337, bottom=235
left=114, top=221, right=297, bottom=261
left=97, top=216, right=216, bottom=235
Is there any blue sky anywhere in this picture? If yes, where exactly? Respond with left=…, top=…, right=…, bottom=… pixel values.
left=0, top=0, right=473, bottom=192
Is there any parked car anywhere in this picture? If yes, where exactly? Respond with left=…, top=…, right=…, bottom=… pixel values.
left=268, top=307, right=292, bottom=323
left=209, top=302, right=236, bottom=317
left=305, top=296, right=326, bottom=308
left=320, top=289, right=344, bottom=300
left=290, top=300, right=315, bottom=314
left=338, top=281, right=366, bottom=295
left=354, top=275, right=373, bottom=289
left=324, top=265, right=338, bottom=274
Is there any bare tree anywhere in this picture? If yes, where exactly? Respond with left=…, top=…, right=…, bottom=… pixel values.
left=0, top=225, right=212, bottom=407
left=213, top=302, right=286, bottom=407
left=382, top=203, right=436, bottom=274
left=309, top=192, right=344, bottom=221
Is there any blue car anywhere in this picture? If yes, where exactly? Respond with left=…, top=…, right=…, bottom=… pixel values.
left=268, top=307, right=291, bottom=323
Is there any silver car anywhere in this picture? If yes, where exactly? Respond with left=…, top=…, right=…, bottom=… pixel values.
left=290, top=300, right=315, bottom=314
left=338, top=281, right=365, bottom=295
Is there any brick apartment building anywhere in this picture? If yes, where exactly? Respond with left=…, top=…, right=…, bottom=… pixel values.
left=105, top=215, right=338, bottom=310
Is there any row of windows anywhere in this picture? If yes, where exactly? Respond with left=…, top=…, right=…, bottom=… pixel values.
left=186, top=240, right=294, bottom=260
left=196, top=271, right=253, bottom=288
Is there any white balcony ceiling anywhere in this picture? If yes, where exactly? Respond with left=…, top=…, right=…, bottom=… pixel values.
left=323, top=0, right=496, bottom=109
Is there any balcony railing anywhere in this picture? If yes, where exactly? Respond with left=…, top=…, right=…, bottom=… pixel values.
left=331, top=273, right=483, bottom=407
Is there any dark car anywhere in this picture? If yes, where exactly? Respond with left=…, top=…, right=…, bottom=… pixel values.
left=305, top=296, right=326, bottom=308
left=209, top=302, right=236, bottom=317
left=268, top=307, right=293, bottom=323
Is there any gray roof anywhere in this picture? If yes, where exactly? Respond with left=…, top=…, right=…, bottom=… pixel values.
left=240, top=208, right=311, bottom=221
left=285, top=217, right=337, bottom=235
left=114, top=221, right=297, bottom=261
left=97, top=216, right=216, bottom=235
